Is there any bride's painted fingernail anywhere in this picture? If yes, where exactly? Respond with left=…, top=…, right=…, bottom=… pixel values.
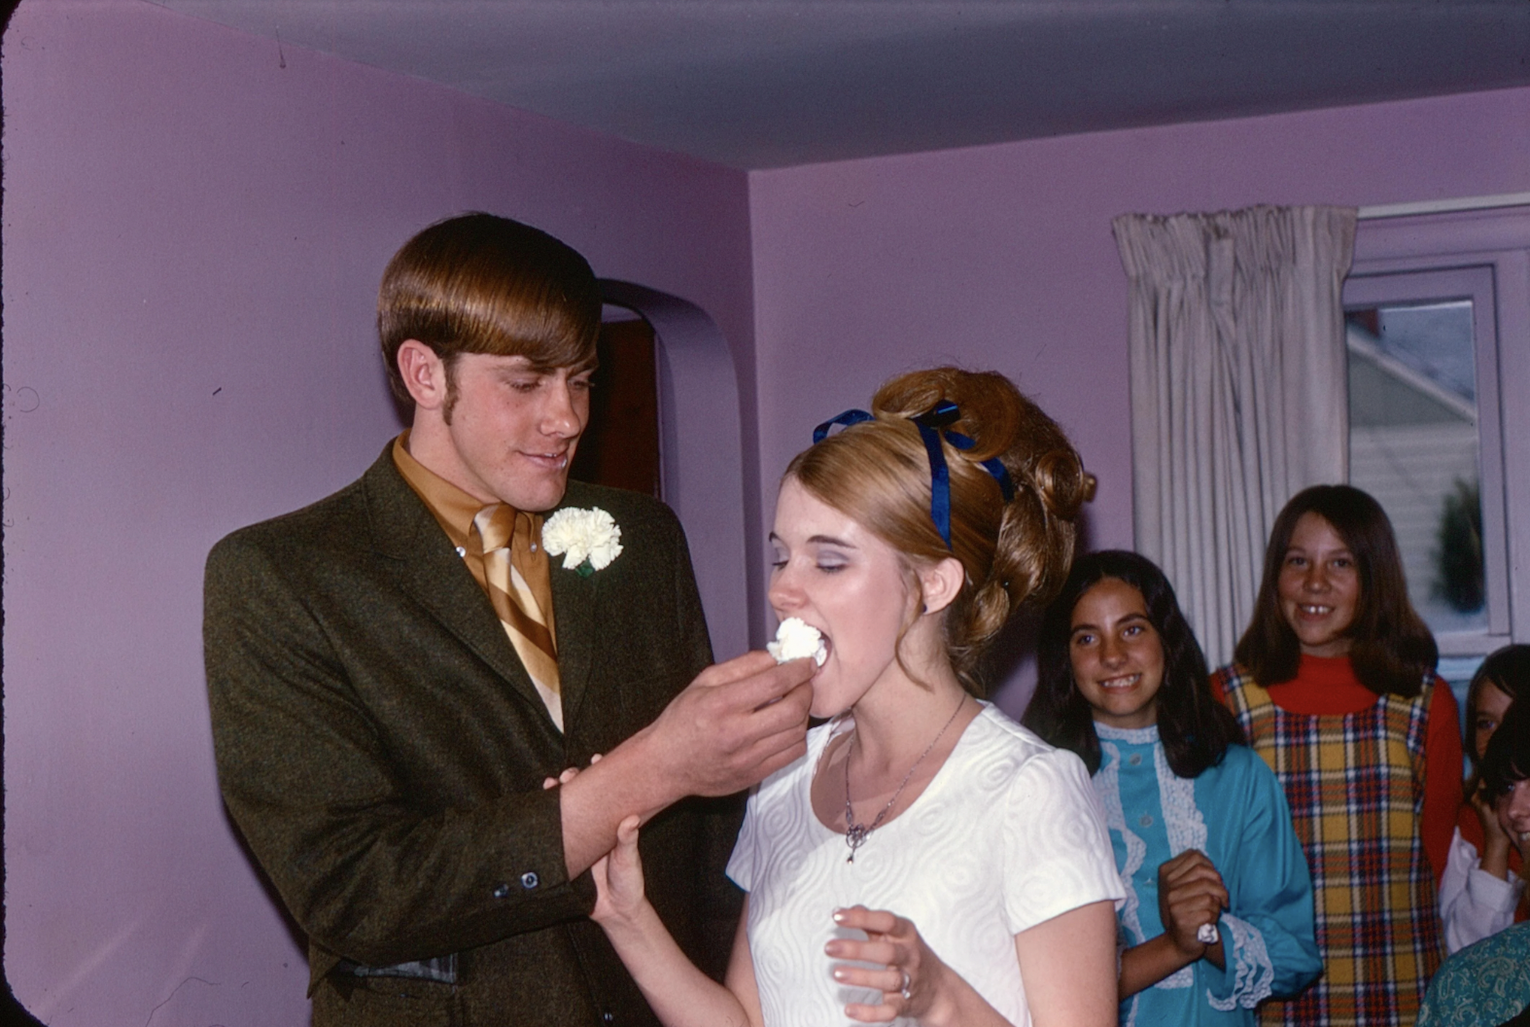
left=833, top=908, right=847, bottom=923
left=833, top=968, right=849, bottom=981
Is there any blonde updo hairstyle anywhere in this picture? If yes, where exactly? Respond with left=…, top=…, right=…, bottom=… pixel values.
left=785, top=367, right=1091, bottom=696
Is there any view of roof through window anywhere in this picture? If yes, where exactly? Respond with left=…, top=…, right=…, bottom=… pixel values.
left=1346, top=299, right=1483, bottom=638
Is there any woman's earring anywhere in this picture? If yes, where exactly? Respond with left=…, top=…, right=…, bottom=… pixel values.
left=921, top=603, right=928, bottom=615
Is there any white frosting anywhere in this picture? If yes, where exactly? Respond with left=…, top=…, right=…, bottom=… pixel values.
left=766, top=617, right=827, bottom=666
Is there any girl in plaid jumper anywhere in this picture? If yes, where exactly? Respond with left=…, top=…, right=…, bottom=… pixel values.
left=1212, top=485, right=1463, bottom=1027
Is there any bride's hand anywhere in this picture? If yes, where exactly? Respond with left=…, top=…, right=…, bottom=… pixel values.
left=826, top=906, right=951, bottom=1024
left=540, top=757, right=648, bottom=925
left=590, top=815, right=647, bottom=925
left=542, top=752, right=602, bottom=791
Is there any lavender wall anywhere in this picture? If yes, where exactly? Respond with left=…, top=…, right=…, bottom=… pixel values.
left=1, top=2, right=751, bottom=1023
left=747, top=86, right=1530, bottom=714
left=6, top=0, right=1529, bottom=1020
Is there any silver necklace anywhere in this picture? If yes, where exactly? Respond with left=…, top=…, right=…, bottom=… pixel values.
left=843, top=698, right=965, bottom=863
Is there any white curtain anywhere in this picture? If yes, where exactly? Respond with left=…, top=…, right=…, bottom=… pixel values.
left=1113, top=205, right=1357, bottom=668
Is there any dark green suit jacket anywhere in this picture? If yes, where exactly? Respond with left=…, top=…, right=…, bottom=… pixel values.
left=205, top=446, right=743, bottom=1025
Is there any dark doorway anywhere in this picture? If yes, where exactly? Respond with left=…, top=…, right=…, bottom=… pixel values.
left=571, top=311, right=661, bottom=497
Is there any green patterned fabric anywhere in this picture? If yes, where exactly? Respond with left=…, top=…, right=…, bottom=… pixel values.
left=1415, top=922, right=1530, bottom=1027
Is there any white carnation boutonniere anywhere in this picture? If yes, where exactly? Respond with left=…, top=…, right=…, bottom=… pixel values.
left=541, top=507, right=623, bottom=577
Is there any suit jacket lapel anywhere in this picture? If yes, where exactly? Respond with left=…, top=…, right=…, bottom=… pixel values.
left=361, top=449, right=549, bottom=715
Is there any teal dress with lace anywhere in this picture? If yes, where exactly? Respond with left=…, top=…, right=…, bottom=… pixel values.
left=1092, top=724, right=1321, bottom=1026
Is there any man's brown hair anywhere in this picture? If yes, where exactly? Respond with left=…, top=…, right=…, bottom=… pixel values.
left=378, top=213, right=601, bottom=404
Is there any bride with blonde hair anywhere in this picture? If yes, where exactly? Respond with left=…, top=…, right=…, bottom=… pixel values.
left=561, top=367, right=1123, bottom=1027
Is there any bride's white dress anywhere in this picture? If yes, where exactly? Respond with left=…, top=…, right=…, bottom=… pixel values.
left=727, top=703, right=1125, bottom=1027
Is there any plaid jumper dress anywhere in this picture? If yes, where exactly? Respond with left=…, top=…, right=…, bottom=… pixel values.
left=1217, top=664, right=1445, bottom=1027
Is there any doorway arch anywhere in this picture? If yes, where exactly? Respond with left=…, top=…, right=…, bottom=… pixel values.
left=599, top=280, right=750, bottom=660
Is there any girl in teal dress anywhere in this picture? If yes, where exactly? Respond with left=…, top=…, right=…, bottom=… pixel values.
left=1026, top=551, right=1320, bottom=1026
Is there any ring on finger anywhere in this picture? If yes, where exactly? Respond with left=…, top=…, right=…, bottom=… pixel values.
left=899, top=969, right=912, bottom=1001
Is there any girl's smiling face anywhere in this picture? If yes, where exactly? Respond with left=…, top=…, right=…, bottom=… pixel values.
left=1500, top=779, right=1530, bottom=854
left=1069, top=577, right=1166, bottom=730
left=768, top=477, right=918, bottom=718
left=1277, top=512, right=1361, bottom=658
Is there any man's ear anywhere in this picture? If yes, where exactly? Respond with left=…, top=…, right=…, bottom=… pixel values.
left=396, top=340, right=448, bottom=412
left=920, top=556, right=967, bottom=617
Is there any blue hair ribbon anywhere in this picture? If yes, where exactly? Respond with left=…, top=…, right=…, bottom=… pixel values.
left=910, top=402, right=959, bottom=548
left=943, top=434, right=1016, bottom=504
left=812, top=408, right=874, bottom=443
left=814, top=400, right=1015, bottom=551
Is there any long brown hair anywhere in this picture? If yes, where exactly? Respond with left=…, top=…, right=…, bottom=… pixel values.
left=1028, top=550, right=1246, bottom=777
left=786, top=367, right=1090, bottom=696
left=1234, top=484, right=1436, bottom=696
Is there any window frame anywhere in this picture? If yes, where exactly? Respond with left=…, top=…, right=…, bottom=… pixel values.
left=1346, top=206, right=1530, bottom=654
left=1343, top=266, right=1507, bottom=645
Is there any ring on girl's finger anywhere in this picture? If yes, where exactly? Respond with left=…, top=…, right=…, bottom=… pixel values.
left=899, top=969, right=912, bottom=1001
left=1196, top=923, right=1220, bottom=945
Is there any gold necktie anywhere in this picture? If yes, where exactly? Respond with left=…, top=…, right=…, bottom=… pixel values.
left=470, top=505, right=561, bottom=721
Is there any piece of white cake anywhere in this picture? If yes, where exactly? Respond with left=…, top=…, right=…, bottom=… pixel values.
left=767, top=617, right=828, bottom=666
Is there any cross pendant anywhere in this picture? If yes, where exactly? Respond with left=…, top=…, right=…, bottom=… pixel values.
left=845, top=824, right=870, bottom=863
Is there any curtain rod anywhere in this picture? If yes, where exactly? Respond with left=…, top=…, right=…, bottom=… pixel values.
left=1357, top=191, right=1530, bottom=221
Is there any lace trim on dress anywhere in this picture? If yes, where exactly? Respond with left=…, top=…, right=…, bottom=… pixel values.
left=1095, top=740, right=1158, bottom=1027
left=1097, top=725, right=1207, bottom=991
left=1095, top=722, right=1160, bottom=745
left=1140, top=734, right=1204, bottom=989
left=1095, top=741, right=1148, bottom=945
left=1156, top=738, right=1208, bottom=856
left=1206, top=912, right=1274, bottom=1010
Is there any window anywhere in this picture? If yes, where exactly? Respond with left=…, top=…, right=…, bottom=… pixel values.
left=1344, top=268, right=1504, bottom=639
left=1346, top=205, right=1530, bottom=689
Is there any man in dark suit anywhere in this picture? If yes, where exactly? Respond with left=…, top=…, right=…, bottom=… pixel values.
left=204, top=213, right=813, bottom=1025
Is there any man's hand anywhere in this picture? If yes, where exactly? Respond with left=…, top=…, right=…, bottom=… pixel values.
left=555, top=651, right=813, bottom=878
left=637, top=651, right=815, bottom=802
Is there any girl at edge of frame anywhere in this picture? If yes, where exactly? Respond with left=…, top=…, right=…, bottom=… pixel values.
left=1440, top=644, right=1530, bottom=952
left=584, top=367, right=1125, bottom=1027
left=1024, top=549, right=1321, bottom=1027
left=1417, top=698, right=1530, bottom=1027
left=1210, top=484, right=1464, bottom=1027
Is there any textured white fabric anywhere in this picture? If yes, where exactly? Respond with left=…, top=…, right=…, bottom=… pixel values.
left=1113, top=205, right=1357, bottom=668
left=1439, top=826, right=1525, bottom=953
left=727, top=704, right=1123, bottom=1027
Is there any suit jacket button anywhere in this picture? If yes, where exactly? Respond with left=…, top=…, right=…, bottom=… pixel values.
left=492, top=884, right=511, bottom=899
left=520, top=871, right=540, bottom=889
